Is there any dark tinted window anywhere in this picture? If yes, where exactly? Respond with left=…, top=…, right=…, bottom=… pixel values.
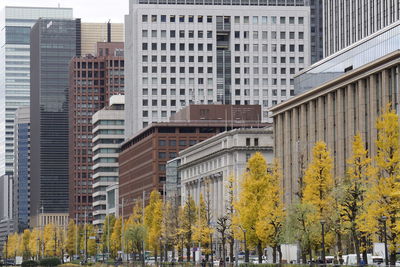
left=6, top=26, right=31, bottom=44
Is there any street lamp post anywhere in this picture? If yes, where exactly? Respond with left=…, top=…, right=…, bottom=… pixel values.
left=320, top=220, right=326, bottom=264
left=381, top=216, right=388, bottom=266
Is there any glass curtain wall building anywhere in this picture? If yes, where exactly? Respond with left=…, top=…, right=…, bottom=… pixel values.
left=30, top=19, right=80, bottom=225
left=295, top=20, right=400, bottom=95
left=0, top=6, right=73, bottom=176
left=13, top=106, right=30, bottom=232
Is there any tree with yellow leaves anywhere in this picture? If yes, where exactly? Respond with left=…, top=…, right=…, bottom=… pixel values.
left=29, top=228, right=41, bottom=260
left=341, top=133, right=374, bottom=265
left=125, top=201, right=145, bottom=260
left=302, top=141, right=335, bottom=255
left=362, top=106, right=400, bottom=265
left=43, top=223, right=58, bottom=257
left=110, top=217, right=122, bottom=258
left=66, top=219, right=77, bottom=257
left=144, top=190, right=163, bottom=261
left=4, top=232, right=19, bottom=258
left=21, top=229, right=31, bottom=260
left=235, top=152, right=269, bottom=263
left=162, top=200, right=179, bottom=261
left=101, top=214, right=115, bottom=256
left=193, top=194, right=213, bottom=260
left=256, top=159, right=285, bottom=263
left=179, top=196, right=197, bottom=262
left=225, top=174, right=235, bottom=263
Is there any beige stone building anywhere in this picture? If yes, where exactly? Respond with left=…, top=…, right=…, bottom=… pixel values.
left=81, top=22, right=124, bottom=55
left=271, top=50, right=400, bottom=204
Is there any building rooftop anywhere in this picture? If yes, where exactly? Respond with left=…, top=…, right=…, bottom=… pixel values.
left=294, top=20, right=400, bottom=95
left=270, top=50, right=400, bottom=116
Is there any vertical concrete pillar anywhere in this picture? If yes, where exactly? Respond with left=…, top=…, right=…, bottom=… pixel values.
left=284, top=111, right=291, bottom=203
left=291, top=107, right=299, bottom=201
left=346, top=84, right=355, bottom=159
left=369, top=74, right=378, bottom=158
left=358, top=79, right=367, bottom=141
left=317, top=97, right=325, bottom=141
left=336, top=88, right=345, bottom=178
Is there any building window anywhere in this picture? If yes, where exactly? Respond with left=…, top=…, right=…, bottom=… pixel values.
left=254, top=138, right=259, bottom=146
left=246, top=138, right=250, bottom=146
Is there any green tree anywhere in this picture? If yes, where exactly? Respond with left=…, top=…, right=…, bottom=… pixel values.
left=341, top=133, right=374, bottom=265
left=101, top=215, right=116, bottom=255
left=66, top=219, right=77, bottom=257
left=235, top=152, right=269, bottom=263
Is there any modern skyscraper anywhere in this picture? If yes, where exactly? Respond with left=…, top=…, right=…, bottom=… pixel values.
left=30, top=18, right=81, bottom=227
left=310, top=0, right=323, bottom=63
left=80, top=23, right=124, bottom=55
left=91, top=95, right=124, bottom=227
left=0, top=6, right=73, bottom=177
left=69, top=42, right=124, bottom=225
left=323, top=0, right=400, bottom=57
left=124, top=0, right=311, bottom=137
left=13, top=106, right=30, bottom=232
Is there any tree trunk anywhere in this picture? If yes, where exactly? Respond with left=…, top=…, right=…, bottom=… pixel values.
left=352, top=229, right=361, bottom=266
left=360, top=236, right=368, bottom=265
left=273, top=246, right=277, bottom=264
left=257, top=241, right=263, bottom=264
left=192, top=247, right=196, bottom=263
left=390, top=251, right=396, bottom=266
left=186, top=245, right=190, bottom=262
left=278, top=245, right=282, bottom=264
left=308, top=247, right=312, bottom=263
left=222, top=240, right=226, bottom=267
left=337, top=231, right=343, bottom=264
left=229, top=238, right=234, bottom=262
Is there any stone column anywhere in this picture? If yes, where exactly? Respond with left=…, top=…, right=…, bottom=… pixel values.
left=382, top=69, right=390, bottom=107
left=291, top=107, right=299, bottom=201
left=317, top=97, right=325, bottom=141
left=308, top=100, right=316, bottom=160
left=284, top=111, right=291, bottom=203
left=358, top=79, right=367, bottom=141
left=336, top=88, right=345, bottom=178
left=346, top=84, right=355, bottom=159
left=369, top=75, right=378, bottom=158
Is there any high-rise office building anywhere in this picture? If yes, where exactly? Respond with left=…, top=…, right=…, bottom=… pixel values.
left=69, top=42, right=124, bottom=225
left=124, top=0, right=311, bottom=137
left=323, top=0, right=400, bottom=57
left=91, top=95, right=124, bottom=227
left=13, top=106, right=30, bottom=232
left=81, top=23, right=124, bottom=55
left=0, top=6, right=73, bottom=177
left=0, top=175, right=13, bottom=251
left=30, top=18, right=81, bottom=227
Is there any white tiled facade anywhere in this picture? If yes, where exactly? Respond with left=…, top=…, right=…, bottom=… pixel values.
left=179, top=128, right=273, bottom=219
left=92, top=95, right=124, bottom=227
left=125, top=2, right=311, bottom=137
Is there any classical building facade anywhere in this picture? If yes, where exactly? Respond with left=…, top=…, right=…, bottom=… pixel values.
left=271, top=50, right=400, bottom=204
left=119, top=104, right=268, bottom=218
left=125, top=0, right=311, bottom=136
left=91, top=95, right=124, bottom=227
left=179, top=128, right=273, bottom=219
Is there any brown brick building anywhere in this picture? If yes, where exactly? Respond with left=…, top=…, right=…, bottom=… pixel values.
left=119, top=105, right=267, bottom=218
left=69, top=42, right=124, bottom=224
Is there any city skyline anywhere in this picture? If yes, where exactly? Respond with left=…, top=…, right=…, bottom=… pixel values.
left=1, top=0, right=127, bottom=23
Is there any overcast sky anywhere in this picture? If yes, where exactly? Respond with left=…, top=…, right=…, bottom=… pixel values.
left=1, top=0, right=128, bottom=22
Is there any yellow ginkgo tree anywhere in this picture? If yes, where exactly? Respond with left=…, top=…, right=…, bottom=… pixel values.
left=362, top=106, right=400, bottom=265
left=144, top=190, right=163, bottom=261
left=256, top=159, right=285, bottom=263
left=302, top=141, right=335, bottom=253
left=235, top=152, right=269, bottom=263
left=341, top=133, right=374, bottom=265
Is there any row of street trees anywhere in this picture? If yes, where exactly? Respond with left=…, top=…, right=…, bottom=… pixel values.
left=3, top=107, right=399, bottom=265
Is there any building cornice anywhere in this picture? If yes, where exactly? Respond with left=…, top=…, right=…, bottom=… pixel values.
left=270, top=50, right=400, bottom=116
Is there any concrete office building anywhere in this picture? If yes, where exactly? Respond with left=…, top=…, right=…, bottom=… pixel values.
left=13, top=106, right=30, bottom=232
left=179, top=128, right=273, bottom=219
left=119, top=104, right=268, bottom=218
left=106, top=184, right=119, bottom=218
left=271, top=27, right=400, bottom=203
left=91, top=95, right=124, bottom=227
left=125, top=0, right=311, bottom=136
left=69, top=42, right=124, bottom=225
left=0, top=6, right=73, bottom=177
left=30, top=19, right=81, bottom=228
left=0, top=175, right=13, bottom=251
left=323, top=0, right=400, bottom=57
